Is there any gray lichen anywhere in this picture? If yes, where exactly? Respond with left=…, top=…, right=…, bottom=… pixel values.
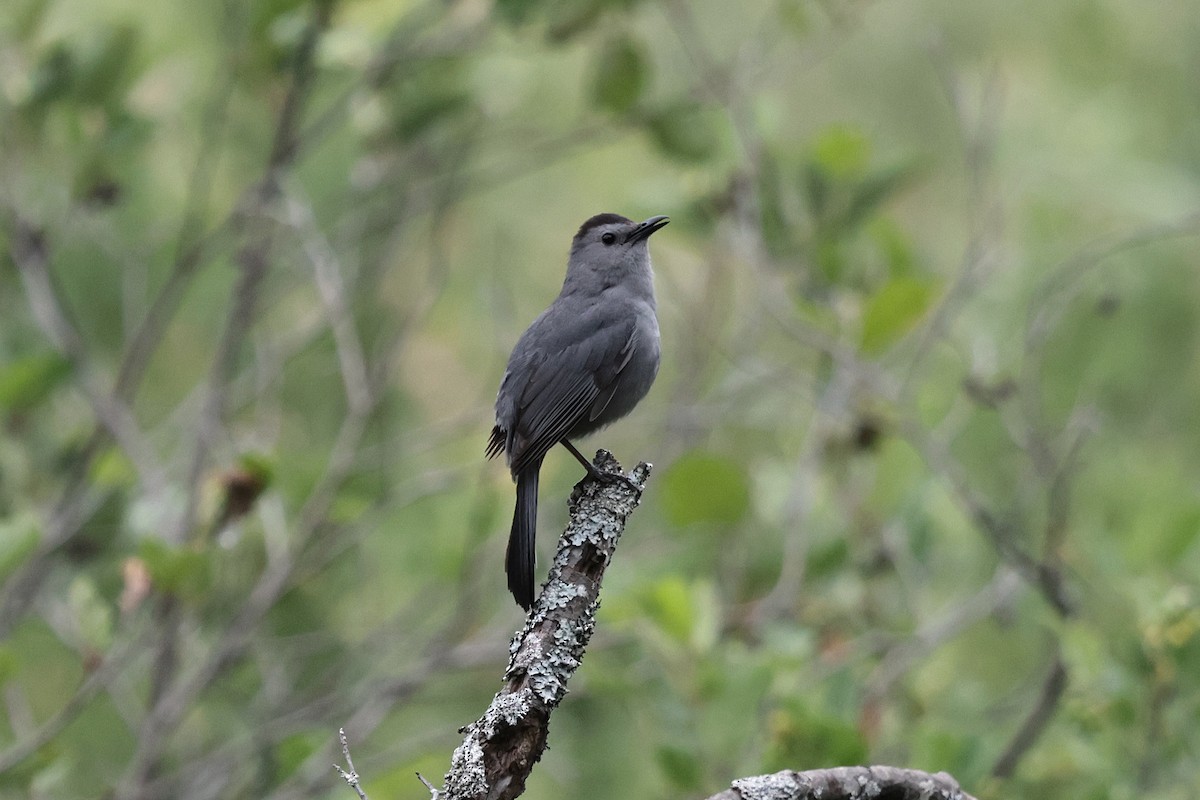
left=440, top=454, right=654, bottom=800
left=732, top=772, right=802, bottom=800
left=444, top=737, right=487, bottom=798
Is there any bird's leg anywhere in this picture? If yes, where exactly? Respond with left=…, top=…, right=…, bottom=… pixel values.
left=561, top=440, right=641, bottom=492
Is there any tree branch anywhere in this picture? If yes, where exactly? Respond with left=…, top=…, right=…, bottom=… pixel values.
left=705, top=766, right=978, bottom=800
left=440, top=450, right=650, bottom=800
left=991, top=649, right=1069, bottom=778
left=327, top=453, right=982, bottom=800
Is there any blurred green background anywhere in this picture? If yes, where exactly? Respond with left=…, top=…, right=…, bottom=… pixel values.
left=2, top=0, right=1199, bottom=798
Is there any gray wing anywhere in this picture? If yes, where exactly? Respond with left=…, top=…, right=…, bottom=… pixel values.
left=491, top=307, right=635, bottom=474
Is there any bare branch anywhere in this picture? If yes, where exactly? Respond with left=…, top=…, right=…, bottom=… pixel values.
left=7, top=218, right=167, bottom=498
left=864, top=567, right=1023, bottom=707
left=0, top=630, right=144, bottom=773
left=441, top=451, right=651, bottom=800
left=283, top=190, right=372, bottom=415
left=704, top=766, right=978, bottom=800
left=991, top=650, right=1069, bottom=778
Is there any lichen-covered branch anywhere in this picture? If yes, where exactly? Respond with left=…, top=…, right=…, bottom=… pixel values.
left=703, top=766, right=979, bottom=800
left=441, top=450, right=650, bottom=800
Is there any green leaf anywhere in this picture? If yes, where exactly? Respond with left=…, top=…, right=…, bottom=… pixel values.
left=806, top=538, right=849, bottom=579
left=763, top=699, right=867, bottom=770
left=494, top=0, right=546, bottom=26
left=802, top=162, right=831, bottom=220
left=639, top=577, right=720, bottom=651
left=870, top=217, right=916, bottom=277
left=0, top=353, right=71, bottom=412
left=757, top=151, right=797, bottom=258
left=23, top=43, right=75, bottom=110
left=139, top=539, right=211, bottom=598
left=12, top=0, right=51, bottom=39
left=661, top=451, right=751, bottom=526
left=811, top=124, right=871, bottom=180
left=655, top=744, right=703, bottom=790
left=74, top=25, right=138, bottom=106
left=841, top=162, right=919, bottom=232
left=390, top=57, right=471, bottom=142
left=860, top=277, right=937, bottom=353
left=0, top=645, right=16, bottom=684
left=645, top=102, right=721, bottom=163
left=643, top=575, right=693, bottom=644
left=546, top=0, right=605, bottom=42
left=778, top=0, right=811, bottom=37
left=68, top=576, right=113, bottom=649
left=275, top=733, right=321, bottom=780
left=237, top=452, right=276, bottom=489
left=0, top=513, right=40, bottom=581
left=591, top=36, right=647, bottom=114
left=395, top=91, right=470, bottom=141
left=92, top=447, right=136, bottom=488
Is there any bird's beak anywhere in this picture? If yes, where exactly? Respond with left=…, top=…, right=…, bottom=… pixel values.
left=625, top=215, right=670, bottom=244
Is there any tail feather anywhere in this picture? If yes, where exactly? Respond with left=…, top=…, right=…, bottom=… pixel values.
left=506, top=464, right=540, bottom=610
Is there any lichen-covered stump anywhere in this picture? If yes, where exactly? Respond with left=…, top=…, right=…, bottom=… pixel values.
left=443, top=450, right=650, bottom=800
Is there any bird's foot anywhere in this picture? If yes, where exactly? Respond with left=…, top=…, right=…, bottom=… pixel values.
left=582, top=461, right=642, bottom=493
left=562, top=440, right=642, bottom=492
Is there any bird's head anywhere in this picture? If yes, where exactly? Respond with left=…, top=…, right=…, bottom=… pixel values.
left=565, top=212, right=669, bottom=290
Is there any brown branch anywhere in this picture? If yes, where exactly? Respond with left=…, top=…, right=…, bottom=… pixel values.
left=440, top=451, right=651, bottom=800
left=703, top=766, right=978, bottom=800
left=991, top=650, right=1069, bottom=778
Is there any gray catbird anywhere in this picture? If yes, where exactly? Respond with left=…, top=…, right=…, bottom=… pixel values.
left=487, top=212, right=669, bottom=609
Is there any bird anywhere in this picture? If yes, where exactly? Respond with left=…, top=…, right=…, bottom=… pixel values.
left=487, top=212, right=669, bottom=610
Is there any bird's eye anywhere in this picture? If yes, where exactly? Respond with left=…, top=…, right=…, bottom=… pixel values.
left=601, top=232, right=616, bottom=245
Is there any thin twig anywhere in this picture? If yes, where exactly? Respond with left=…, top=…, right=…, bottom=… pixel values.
left=333, top=728, right=369, bottom=800
left=283, top=190, right=372, bottom=415
left=7, top=218, right=167, bottom=497
left=416, top=772, right=441, bottom=799
left=863, top=567, right=1023, bottom=707
left=991, top=650, right=1069, bottom=777
left=0, top=630, right=145, bottom=773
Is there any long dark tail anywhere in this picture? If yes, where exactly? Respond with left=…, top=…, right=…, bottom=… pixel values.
left=506, top=462, right=541, bottom=610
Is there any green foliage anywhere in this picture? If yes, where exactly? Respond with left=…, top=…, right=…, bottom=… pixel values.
left=860, top=276, right=937, bottom=353
left=0, top=353, right=70, bottom=413
left=138, top=539, right=212, bottom=600
left=655, top=743, right=704, bottom=790
left=644, top=101, right=724, bottom=163
left=590, top=35, right=647, bottom=115
left=493, top=0, right=546, bottom=28
left=660, top=451, right=751, bottom=527
left=0, top=514, right=40, bottom=581
left=386, top=56, right=473, bottom=142
left=763, top=697, right=868, bottom=771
